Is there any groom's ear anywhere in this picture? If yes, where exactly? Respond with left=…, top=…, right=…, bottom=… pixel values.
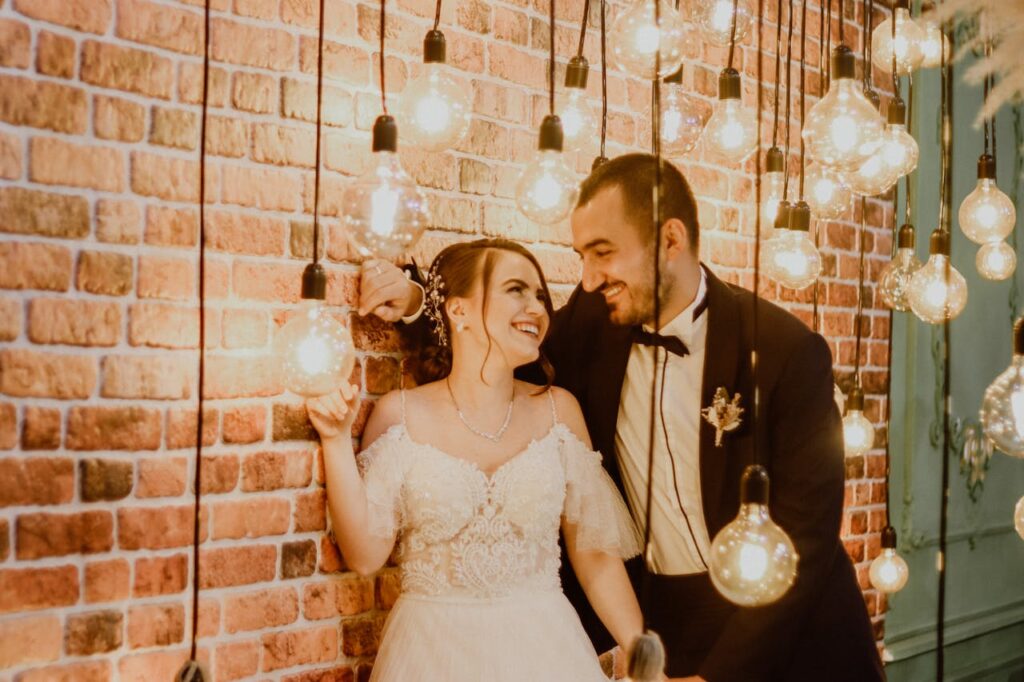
left=661, top=218, right=691, bottom=260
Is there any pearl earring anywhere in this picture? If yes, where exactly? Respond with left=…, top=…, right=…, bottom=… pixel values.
left=456, top=321, right=466, bottom=332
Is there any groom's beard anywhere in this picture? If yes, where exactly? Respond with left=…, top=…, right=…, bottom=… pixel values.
left=605, top=265, right=677, bottom=328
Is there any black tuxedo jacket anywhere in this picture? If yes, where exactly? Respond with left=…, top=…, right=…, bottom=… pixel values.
left=534, top=266, right=883, bottom=681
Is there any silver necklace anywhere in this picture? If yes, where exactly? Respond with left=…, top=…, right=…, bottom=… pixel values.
left=446, top=377, right=515, bottom=443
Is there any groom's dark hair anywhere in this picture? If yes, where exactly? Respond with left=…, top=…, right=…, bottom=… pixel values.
left=577, top=153, right=700, bottom=250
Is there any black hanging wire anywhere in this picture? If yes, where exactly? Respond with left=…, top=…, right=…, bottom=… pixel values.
left=837, top=0, right=845, bottom=45
left=727, top=0, right=741, bottom=71
left=752, top=0, right=765, bottom=467
left=576, top=0, right=591, bottom=58
left=796, top=0, right=806, bottom=200
left=312, top=0, right=328, bottom=267
left=782, top=0, right=796, bottom=202
left=820, top=0, right=829, bottom=96
left=904, top=73, right=914, bottom=227
left=432, top=0, right=442, bottom=31
left=599, top=0, right=608, bottom=160
left=883, top=0, right=899, bottom=530
left=854, top=195, right=867, bottom=384
left=771, top=0, right=785, bottom=150
left=549, top=0, right=556, bottom=115
left=380, top=0, right=388, bottom=114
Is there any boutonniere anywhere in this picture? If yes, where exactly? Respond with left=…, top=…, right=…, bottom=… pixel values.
left=701, top=387, right=744, bottom=447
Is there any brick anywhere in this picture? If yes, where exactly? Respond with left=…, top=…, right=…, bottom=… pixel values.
left=199, top=545, right=277, bottom=589
left=282, top=0, right=356, bottom=35
left=281, top=666, right=354, bottom=682
left=131, top=151, right=199, bottom=201
left=282, top=539, right=317, bottom=579
left=37, top=30, right=75, bottom=78
left=77, top=250, right=133, bottom=296
left=145, top=206, right=198, bottom=247
left=350, top=314, right=401, bottom=352
left=22, top=406, right=61, bottom=450
left=294, top=489, right=326, bottom=532
left=231, top=71, right=277, bottom=114
left=204, top=115, right=248, bottom=158
left=261, top=626, right=337, bottom=672
left=151, top=106, right=199, bottom=150
left=212, top=496, right=290, bottom=539
left=0, top=298, right=17, bottom=341
left=67, top=406, right=161, bottom=450
left=81, top=40, right=174, bottom=98
left=222, top=404, right=266, bottom=443
left=16, top=510, right=113, bottom=559
left=207, top=210, right=287, bottom=256
left=273, top=403, right=317, bottom=441
left=0, top=19, right=30, bottom=68
left=340, top=617, right=378, bottom=657
left=212, top=18, right=297, bottom=70
left=85, top=558, right=130, bottom=603
left=236, top=0, right=277, bottom=18
left=0, top=457, right=74, bottom=506
left=118, top=650, right=189, bottom=682
left=215, top=640, right=260, bottom=681
left=222, top=164, right=300, bottom=211
left=179, top=62, right=228, bottom=106
left=13, top=0, right=112, bottom=33
left=16, top=661, right=112, bottom=682
left=319, top=535, right=344, bottom=573
left=222, top=309, right=269, bottom=350
left=118, top=505, right=197, bottom=550
left=299, top=38, right=369, bottom=86
left=95, top=94, right=146, bottom=142
left=0, top=348, right=96, bottom=399
left=101, top=354, right=193, bottom=399
left=281, top=78, right=354, bottom=127
left=0, top=131, right=20, bottom=179
left=242, top=450, right=313, bottom=491
left=137, top=457, right=188, bottom=498
left=0, top=187, right=89, bottom=238
left=28, top=298, right=120, bottom=346
left=137, top=254, right=195, bottom=301
left=224, top=586, right=299, bottom=633
left=252, top=122, right=316, bottom=167
left=96, top=199, right=142, bottom=244
left=29, top=137, right=124, bottom=192
left=0, top=242, right=72, bottom=291
left=377, top=570, right=400, bottom=609
left=80, top=458, right=133, bottom=501
left=0, top=565, right=78, bottom=613
left=204, top=354, right=281, bottom=399
left=127, top=603, right=184, bottom=648
left=117, top=0, right=203, bottom=54
left=199, top=454, right=239, bottom=494
left=0, top=615, right=61, bottom=668
left=166, top=406, right=218, bottom=450
left=133, top=554, right=187, bottom=597
left=130, top=303, right=199, bottom=348
left=233, top=261, right=305, bottom=302
left=0, top=75, right=87, bottom=133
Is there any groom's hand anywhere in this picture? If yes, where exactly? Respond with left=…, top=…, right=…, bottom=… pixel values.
left=357, top=259, right=422, bottom=321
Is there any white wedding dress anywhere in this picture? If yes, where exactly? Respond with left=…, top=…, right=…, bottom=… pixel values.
left=357, top=390, right=641, bottom=682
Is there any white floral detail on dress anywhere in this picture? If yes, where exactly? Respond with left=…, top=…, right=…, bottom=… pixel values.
left=701, top=386, right=744, bottom=447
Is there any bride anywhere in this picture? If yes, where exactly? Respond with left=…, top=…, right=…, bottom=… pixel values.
left=306, top=238, right=645, bottom=681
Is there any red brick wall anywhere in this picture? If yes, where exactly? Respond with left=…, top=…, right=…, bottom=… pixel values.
left=0, top=0, right=892, bottom=678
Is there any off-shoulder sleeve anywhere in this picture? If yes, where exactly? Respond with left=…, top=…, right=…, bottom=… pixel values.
left=560, top=427, right=642, bottom=559
left=355, top=427, right=406, bottom=540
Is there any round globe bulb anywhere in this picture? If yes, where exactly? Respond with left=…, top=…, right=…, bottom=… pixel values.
left=843, top=152, right=899, bottom=197
left=761, top=169, right=786, bottom=228
left=398, top=63, right=472, bottom=152
left=709, top=502, right=798, bottom=606
left=980, top=331, right=1024, bottom=458
left=274, top=303, right=357, bottom=397
left=881, top=123, right=919, bottom=179
left=879, top=247, right=922, bottom=311
left=871, top=8, right=925, bottom=75
left=609, top=0, right=689, bottom=79
left=764, top=229, right=822, bottom=290
left=1015, top=496, right=1024, bottom=540
left=515, top=149, right=579, bottom=224
left=556, top=87, right=599, bottom=153
left=908, top=250, right=968, bottom=324
left=703, top=98, right=758, bottom=165
left=695, top=0, right=753, bottom=47
left=977, top=241, right=1017, bottom=281
left=959, top=178, right=1016, bottom=245
left=661, top=84, right=707, bottom=158
left=869, top=548, right=910, bottom=593
left=918, top=21, right=950, bottom=69
left=843, top=409, right=875, bottom=456
left=343, top=150, right=430, bottom=260
left=804, top=162, right=852, bottom=219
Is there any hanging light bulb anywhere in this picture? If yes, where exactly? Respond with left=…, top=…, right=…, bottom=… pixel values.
left=879, top=224, right=923, bottom=311
left=625, top=631, right=665, bottom=682
left=761, top=147, right=786, bottom=228
left=842, top=386, right=875, bottom=456
left=880, top=98, right=919, bottom=179
left=516, top=115, right=579, bottom=224
left=980, top=318, right=1024, bottom=458
left=343, top=116, right=430, bottom=259
left=870, top=0, right=924, bottom=76
left=908, top=230, right=968, bottom=324
left=918, top=20, right=950, bottom=70
left=702, top=68, right=758, bottom=165
left=977, top=241, right=1017, bottom=281
left=695, top=0, right=753, bottom=47
left=959, top=154, right=1016, bottom=245
left=398, top=30, right=472, bottom=152
left=843, top=87, right=897, bottom=196
left=869, top=526, right=910, bottom=593
left=660, top=67, right=707, bottom=158
left=555, top=56, right=598, bottom=153
left=764, top=201, right=822, bottom=290
left=803, top=46, right=885, bottom=171
left=609, top=0, right=688, bottom=79
left=1015, top=496, right=1024, bottom=540
left=771, top=199, right=793, bottom=239
left=274, top=264, right=357, bottom=397
left=709, top=465, right=798, bottom=606
left=805, top=162, right=851, bottom=219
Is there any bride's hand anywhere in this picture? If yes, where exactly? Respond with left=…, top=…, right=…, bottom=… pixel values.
left=305, top=383, right=361, bottom=441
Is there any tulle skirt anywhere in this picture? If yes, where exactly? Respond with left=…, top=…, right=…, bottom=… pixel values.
left=368, top=589, right=612, bottom=682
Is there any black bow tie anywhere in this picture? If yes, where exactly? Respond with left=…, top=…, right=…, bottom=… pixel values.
left=633, top=329, right=690, bottom=357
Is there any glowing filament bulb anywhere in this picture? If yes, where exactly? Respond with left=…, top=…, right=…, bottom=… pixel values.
left=764, top=203, right=821, bottom=290
left=977, top=241, right=1017, bottom=281
left=842, top=387, right=875, bottom=456
left=960, top=155, right=1016, bottom=245
left=762, top=147, right=786, bottom=227
left=1015, top=496, right=1024, bottom=540
left=398, top=30, right=472, bottom=152
left=805, top=163, right=851, bottom=219
left=515, top=116, right=579, bottom=224
left=660, top=68, right=707, bottom=158
left=879, top=225, right=922, bottom=311
left=703, top=68, right=757, bottom=165
left=609, top=0, right=689, bottom=79
left=918, top=21, right=949, bottom=69
left=871, top=4, right=925, bottom=75
left=696, top=0, right=753, bottom=46
left=869, top=528, right=909, bottom=593
left=981, top=319, right=1024, bottom=458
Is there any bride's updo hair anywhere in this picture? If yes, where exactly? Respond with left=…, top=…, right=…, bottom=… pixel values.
left=409, top=238, right=556, bottom=389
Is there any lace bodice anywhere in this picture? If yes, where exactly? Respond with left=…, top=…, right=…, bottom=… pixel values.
left=355, top=393, right=641, bottom=600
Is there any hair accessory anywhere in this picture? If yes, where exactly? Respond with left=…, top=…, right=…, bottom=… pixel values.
left=424, top=261, right=448, bottom=347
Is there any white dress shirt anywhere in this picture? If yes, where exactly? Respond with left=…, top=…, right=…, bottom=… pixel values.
left=615, top=269, right=712, bottom=575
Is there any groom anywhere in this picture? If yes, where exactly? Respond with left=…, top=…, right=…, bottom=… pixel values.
left=358, top=154, right=884, bottom=681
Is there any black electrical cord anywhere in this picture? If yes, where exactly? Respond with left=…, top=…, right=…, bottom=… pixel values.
left=549, top=0, right=556, bottom=115
left=752, top=0, right=765, bottom=468
left=311, top=0, right=328, bottom=266
left=599, top=0, right=607, bottom=160
left=727, top=0, right=741, bottom=70
left=771, top=0, right=785, bottom=149
left=577, top=0, right=591, bottom=58
left=782, top=0, right=795, bottom=202
left=380, top=0, right=388, bottom=114
left=432, top=0, right=442, bottom=31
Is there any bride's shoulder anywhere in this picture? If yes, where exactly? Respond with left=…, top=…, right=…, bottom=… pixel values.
left=362, top=390, right=406, bottom=449
left=522, top=384, right=591, bottom=448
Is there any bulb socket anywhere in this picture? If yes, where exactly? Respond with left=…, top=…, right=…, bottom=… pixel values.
left=887, top=98, right=907, bottom=125
left=894, top=0, right=910, bottom=9
left=718, top=67, right=741, bottom=101
left=831, top=45, right=856, bottom=80
left=846, top=385, right=865, bottom=412
left=766, top=146, right=785, bottom=173
left=564, top=55, right=590, bottom=89
left=538, top=114, right=564, bottom=152
left=774, top=200, right=793, bottom=230
left=881, top=525, right=898, bottom=549
left=897, top=223, right=916, bottom=249
left=301, top=262, right=327, bottom=301
left=372, top=115, right=398, bottom=153
left=591, top=155, right=609, bottom=171
left=663, top=66, right=684, bottom=84
left=929, top=230, right=950, bottom=256
left=788, top=201, right=811, bottom=231
left=1013, top=317, right=1024, bottom=355
left=422, top=29, right=447, bottom=63
left=977, top=153, right=997, bottom=180
left=740, top=464, right=770, bottom=505
left=864, top=86, right=880, bottom=111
